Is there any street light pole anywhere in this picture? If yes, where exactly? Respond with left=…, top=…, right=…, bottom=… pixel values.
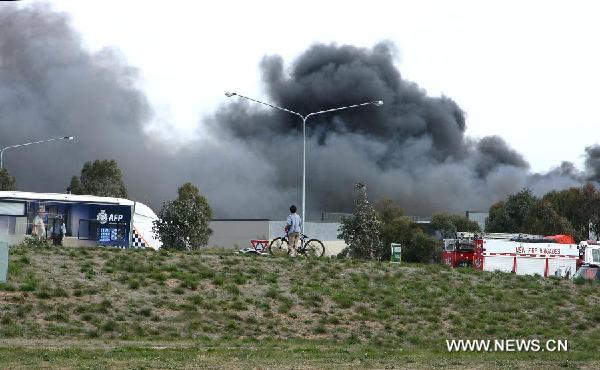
left=225, top=92, right=382, bottom=225
left=0, top=136, right=75, bottom=169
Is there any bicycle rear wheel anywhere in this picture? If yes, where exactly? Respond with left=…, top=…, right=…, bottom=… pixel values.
left=269, top=237, right=289, bottom=256
left=303, top=239, right=325, bottom=257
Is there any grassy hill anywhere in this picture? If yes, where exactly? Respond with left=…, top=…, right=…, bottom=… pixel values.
left=0, top=245, right=599, bottom=369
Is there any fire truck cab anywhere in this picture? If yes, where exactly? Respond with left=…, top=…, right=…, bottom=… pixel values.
left=574, top=241, right=600, bottom=280
left=442, top=232, right=476, bottom=267
left=578, top=241, right=600, bottom=266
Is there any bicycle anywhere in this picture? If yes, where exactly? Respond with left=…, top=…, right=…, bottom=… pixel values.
left=269, top=232, right=325, bottom=257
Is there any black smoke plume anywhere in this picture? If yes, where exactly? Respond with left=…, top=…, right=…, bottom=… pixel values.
left=0, top=4, right=596, bottom=219
left=585, top=145, right=600, bottom=182
left=214, top=42, right=592, bottom=217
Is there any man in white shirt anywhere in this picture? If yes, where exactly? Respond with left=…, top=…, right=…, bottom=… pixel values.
left=286, top=205, right=302, bottom=257
left=32, top=210, right=46, bottom=238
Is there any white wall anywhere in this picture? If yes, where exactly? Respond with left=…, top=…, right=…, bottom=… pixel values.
left=209, top=220, right=348, bottom=253
left=208, top=220, right=270, bottom=249
left=268, top=221, right=341, bottom=240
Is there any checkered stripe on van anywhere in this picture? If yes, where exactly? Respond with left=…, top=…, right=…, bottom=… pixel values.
left=131, top=228, right=147, bottom=248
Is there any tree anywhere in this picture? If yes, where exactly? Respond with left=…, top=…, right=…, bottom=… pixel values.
left=378, top=198, right=405, bottom=225
left=524, top=200, right=574, bottom=236
left=486, top=189, right=537, bottom=233
left=0, top=168, right=16, bottom=191
left=486, top=187, right=581, bottom=238
left=486, top=201, right=510, bottom=232
left=431, top=213, right=480, bottom=237
left=153, top=182, right=213, bottom=250
left=543, top=183, right=600, bottom=241
left=67, top=176, right=81, bottom=194
left=377, top=199, right=439, bottom=263
left=402, top=231, right=439, bottom=264
left=378, top=199, right=411, bottom=260
left=338, top=183, right=382, bottom=259
left=69, top=159, right=128, bottom=198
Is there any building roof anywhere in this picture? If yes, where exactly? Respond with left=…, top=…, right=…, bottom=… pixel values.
left=0, top=190, right=158, bottom=221
left=0, top=191, right=133, bottom=206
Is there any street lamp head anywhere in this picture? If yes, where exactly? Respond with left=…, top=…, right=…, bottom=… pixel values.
left=373, top=100, right=384, bottom=107
left=225, top=92, right=237, bottom=98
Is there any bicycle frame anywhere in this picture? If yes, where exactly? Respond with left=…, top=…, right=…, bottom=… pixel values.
left=270, top=231, right=324, bottom=258
left=282, top=234, right=309, bottom=251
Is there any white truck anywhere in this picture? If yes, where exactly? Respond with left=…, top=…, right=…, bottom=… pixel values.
left=574, top=241, right=600, bottom=281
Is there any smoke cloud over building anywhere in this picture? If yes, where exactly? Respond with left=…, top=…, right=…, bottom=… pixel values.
left=0, top=4, right=597, bottom=219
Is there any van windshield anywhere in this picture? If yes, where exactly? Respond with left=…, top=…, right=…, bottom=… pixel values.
left=592, top=249, right=600, bottom=264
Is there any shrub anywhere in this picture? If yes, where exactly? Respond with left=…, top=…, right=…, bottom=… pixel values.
left=138, top=307, right=152, bottom=317
left=225, top=283, right=240, bottom=296
left=213, top=274, right=225, bottom=286
left=313, top=325, right=327, bottom=334
left=180, top=276, right=198, bottom=290
left=128, top=279, right=140, bottom=290
left=35, top=290, right=51, bottom=299
left=20, top=283, right=37, bottom=292
left=101, top=320, right=117, bottom=332
left=97, top=299, right=113, bottom=313
left=18, top=236, right=51, bottom=248
left=187, top=294, right=204, bottom=305
left=153, top=183, right=213, bottom=250
left=332, top=292, right=354, bottom=309
left=338, top=183, right=382, bottom=260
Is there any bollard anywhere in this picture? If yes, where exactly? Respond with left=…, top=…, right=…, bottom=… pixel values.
left=0, top=241, right=8, bottom=283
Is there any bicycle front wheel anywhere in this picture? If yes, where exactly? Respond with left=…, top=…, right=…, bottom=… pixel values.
left=303, top=239, right=325, bottom=257
left=269, top=237, right=289, bottom=256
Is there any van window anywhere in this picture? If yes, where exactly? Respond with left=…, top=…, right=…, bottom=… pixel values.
left=0, top=202, right=25, bottom=216
left=592, top=249, right=600, bottom=264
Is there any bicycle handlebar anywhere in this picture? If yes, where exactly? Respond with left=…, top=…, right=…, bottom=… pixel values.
left=283, top=231, right=309, bottom=239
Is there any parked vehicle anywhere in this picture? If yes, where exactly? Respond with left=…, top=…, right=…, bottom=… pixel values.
left=573, top=241, right=600, bottom=281
left=577, top=241, right=600, bottom=267
left=473, top=235, right=579, bottom=277
left=443, top=232, right=580, bottom=277
left=442, top=232, right=476, bottom=267
left=573, top=265, right=600, bottom=281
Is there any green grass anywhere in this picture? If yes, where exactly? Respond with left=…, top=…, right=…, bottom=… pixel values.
left=0, top=245, right=598, bottom=368
left=0, top=340, right=597, bottom=369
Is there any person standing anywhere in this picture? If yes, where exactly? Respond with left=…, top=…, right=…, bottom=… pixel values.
left=32, top=210, right=46, bottom=239
left=59, top=218, right=66, bottom=246
left=286, top=205, right=302, bottom=257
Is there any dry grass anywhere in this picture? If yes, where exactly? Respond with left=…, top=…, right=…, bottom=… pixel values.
left=0, top=245, right=599, bottom=368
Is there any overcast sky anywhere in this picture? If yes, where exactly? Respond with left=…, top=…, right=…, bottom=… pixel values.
left=43, top=0, right=600, bottom=173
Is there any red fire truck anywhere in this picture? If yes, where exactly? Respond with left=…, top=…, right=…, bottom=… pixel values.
left=443, top=233, right=582, bottom=277
left=473, top=234, right=579, bottom=277
left=442, top=232, right=477, bottom=267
